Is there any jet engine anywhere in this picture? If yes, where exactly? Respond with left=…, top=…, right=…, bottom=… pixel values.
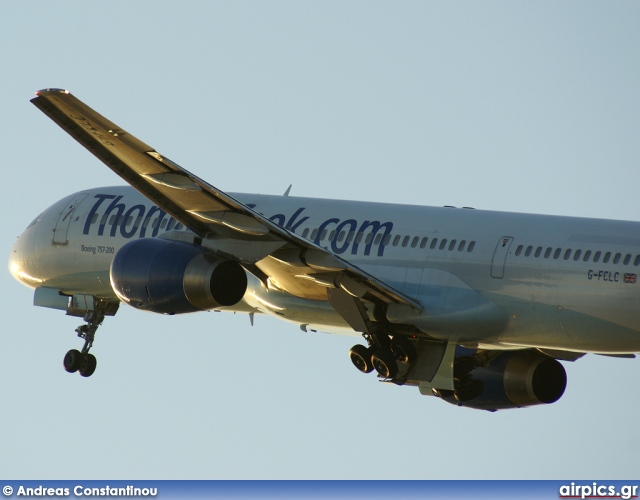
left=435, top=350, right=567, bottom=411
left=110, top=238, right=247, bottom=314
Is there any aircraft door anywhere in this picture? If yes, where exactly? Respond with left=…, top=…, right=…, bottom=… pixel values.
left=52, top=193, right=88, bottom=246
left=491, top=236, right=513, bottom=279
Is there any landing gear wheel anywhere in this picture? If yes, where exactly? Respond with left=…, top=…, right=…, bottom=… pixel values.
left=63, top=349, right=82, bottom=373
left=349, top=344, right=374, bottom=373
left=78, top=353, right=97, bottom=378
left=391, top=336, right=417, bottom=364
left=371, top=349, right=398, bottom=379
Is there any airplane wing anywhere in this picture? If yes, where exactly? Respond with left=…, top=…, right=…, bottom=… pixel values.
left=31, top=89, right=422, bottom=325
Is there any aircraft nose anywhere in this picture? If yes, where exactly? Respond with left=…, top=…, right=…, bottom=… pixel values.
left=9, top=216, right=42, bottom=288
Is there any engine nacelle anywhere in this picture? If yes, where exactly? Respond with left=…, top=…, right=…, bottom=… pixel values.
left=110, top=238, right=247, bottom=314
left=436, top=350, right=567, bottom=411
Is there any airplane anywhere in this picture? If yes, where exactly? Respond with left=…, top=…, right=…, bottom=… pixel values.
left=9, top=89, right=640, bottom=411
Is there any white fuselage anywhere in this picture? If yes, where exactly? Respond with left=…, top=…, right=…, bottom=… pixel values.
left=9, top=185, right=640, bottom=354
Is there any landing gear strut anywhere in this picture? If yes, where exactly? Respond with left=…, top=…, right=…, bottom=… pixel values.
left=325, top=286, right=416, bottom=382
left=62, top=298, right=114, bottom=378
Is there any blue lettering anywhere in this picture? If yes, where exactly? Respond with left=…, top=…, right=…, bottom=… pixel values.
left=352, top=220, right=393, bottom=257
left=269, top=213, right=286, bottom=226
left=285, top=207, right=309, bottom=233
left=314, top=218, right=339, bottom=247
left=83, top=194, right=116, bottom=235
left=98, top=196, right=125, bottom=237
left=82, top=196, right=393, bottom=259
left=140, top=206, right=168, bottom=238
left=331, top=219, right=357, bottom=254
left=120, top=204, right=146, bottom=238
left=269, top=207, right=393, bottom=257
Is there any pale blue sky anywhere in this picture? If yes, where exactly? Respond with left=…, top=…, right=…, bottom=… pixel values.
left=1, top=2, right=639, bottom=479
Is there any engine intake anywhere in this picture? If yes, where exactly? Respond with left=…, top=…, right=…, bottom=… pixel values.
left=110, top=238, right=247, bottom=314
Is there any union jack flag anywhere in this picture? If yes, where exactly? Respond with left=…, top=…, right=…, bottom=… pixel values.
left=623, top=273, right=637, bottom=284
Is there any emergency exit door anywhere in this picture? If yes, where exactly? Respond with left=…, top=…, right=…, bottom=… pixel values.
left=491, top=236, right=513, bottom=279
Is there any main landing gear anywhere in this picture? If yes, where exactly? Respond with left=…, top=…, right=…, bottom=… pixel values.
left=349, top=333, right=417, bottom=381
left=63, top=307, right=105, bottom=378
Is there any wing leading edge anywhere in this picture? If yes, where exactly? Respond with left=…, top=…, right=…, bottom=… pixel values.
left=31, top=89, right=421, bottom=320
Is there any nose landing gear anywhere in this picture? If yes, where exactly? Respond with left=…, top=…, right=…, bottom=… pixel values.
left=62, top=298, right=116, bottom=378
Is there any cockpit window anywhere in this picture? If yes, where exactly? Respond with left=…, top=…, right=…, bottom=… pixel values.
left=27, top=213, right=43, bottom=229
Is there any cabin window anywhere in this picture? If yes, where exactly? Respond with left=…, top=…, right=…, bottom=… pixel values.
left=430, top=238, right=438, bottom=250
left=439, top=239, right=448, bottom=250
left=593, top=251, right=601, bottom=263
left=302, top=228, right=309, bottom=239
left=393, top=235, right=401, bottom=246
left=563, top=249, right=572, bottom=260
left=310, top=229, right=318, bottom=240
left=553, top=248, right=562, bottom=259
left=420, top=237, right=428, bottom=249
left=544, top=247, right=552, bottom=258
left=573, top=249, right=582, bottom=261
left=534, top=246, right=542, bottom=258
left=319, top=229, right=327, bottom=240
left=458, top=240, right=466, bottom=252
left=411, top=236, right=419, bottom=248
left=613, top=253, right=621, bottom=264
left=467, top=241, right=476, bottom=252
left=374, top=234, right=383, bottom=245
left=355, top=232, right=364, bottom=244
left=634, top=255, right=640, bottom=266
left=583, top=250, right=592, bottom=262
left=515, top=245, right=523, bottom=256
left=402, top=236, right=410, bottom=247
left=525, top=246, right=533, bottom=257
left=603, top=252, right=611, bottom=263
left=366, top=233, right=374, bottom=245
left=383, top=234, right=391, bottom=246
left=160, top=219, right=167, bottom=229
left=624, top=254, right=631, bottom=265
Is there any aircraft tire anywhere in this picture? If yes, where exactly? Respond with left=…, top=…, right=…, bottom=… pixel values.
left=391, top=336, right=417, bottom=364
left=63, top=349, right=83, bottom=373
left=371, top=349, right=398, bottom=379
left=349, top=344, right=374, bottom=373
left=78, top=353, right=97, bottom=378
